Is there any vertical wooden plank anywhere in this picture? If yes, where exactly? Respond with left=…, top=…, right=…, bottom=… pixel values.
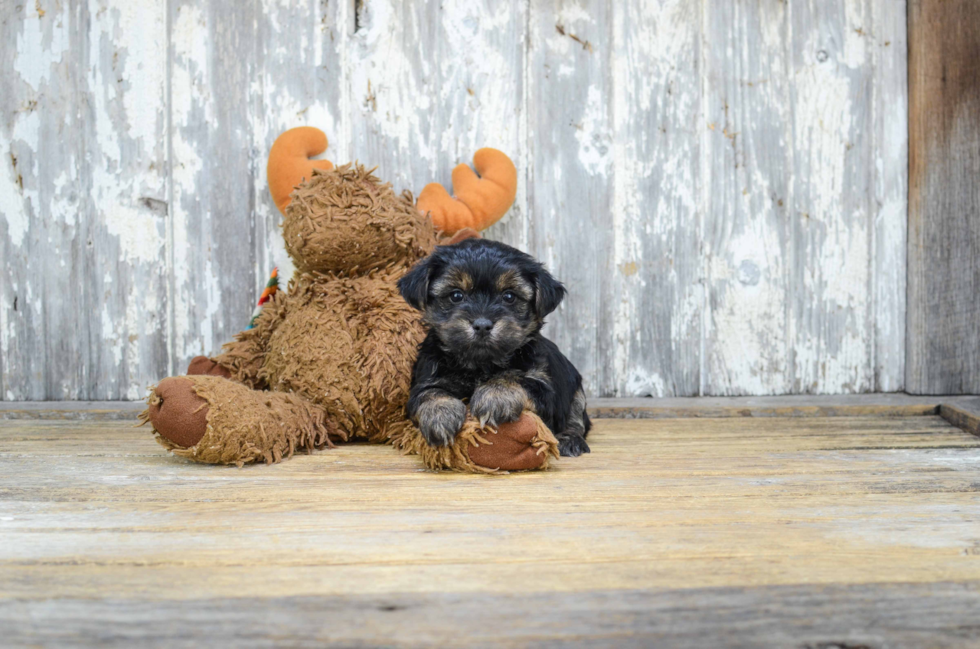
left=872, top=0, right=907, bottom=392
left=250, top=0, right=351, bottom=285
left=348, top=0, right=529, bottom=249
left=82, top=0, right=171, bottom=398
left=702, top=1, right=793, bottom=395
left=703, top=0, right=894, bottom=396
left=0, top=2, right=76, bottom=400
left=787, top=0, right=876, bottom=394
left=526, top=0, right=612, bottom=397
left=0, top=1, right=170, bottom=400
left=907, top=0, right=980, bottom=394
left=169, top=0, right=260, bottom=373
left=606, top=1, right=701, bottom=396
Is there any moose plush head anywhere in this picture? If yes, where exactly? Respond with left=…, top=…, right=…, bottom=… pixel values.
left=282, top=164, right=434, bottom=274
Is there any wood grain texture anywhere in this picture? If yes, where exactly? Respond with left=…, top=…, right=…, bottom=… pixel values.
left=907, top=0, right=980, bottom=395
left=872, top=0, right=907, bottom=393
left=1, top=1, right=170, bottom=400
left=0, top=1, right=73, bottom=401
left=2, top=414, right=980, bottom=643
left=587, top=394, right=943, bottom=420
left=606, top=0, right=701, bottom=397
left=702, top=0, right=904, bottom=396
left=702, top=0, right=794, bottom=396
left=939, top=397, right=980, bottom=438
left=526, top=0, right=611, bottom=399
left=168, top=0, right=261, bottom=373
left=787, top=0, right=876, bottom=394
left=84, top=1, right=171, bottom=400
left=348, top=0, right=528, bottom=245
left=3, top=394, right=973, bottom=421
left=4, top=582, right=980, bottom=647
left=0, top=1, right=910, bottom=398
left=3, top=416, right=980, bottom=597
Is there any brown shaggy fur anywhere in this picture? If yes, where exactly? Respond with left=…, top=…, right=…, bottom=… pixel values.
left=141, top=375, right=341, bottom=467
left=390, top=411, right=559, bottom=473
left=141, top=164, right=556, bottom=472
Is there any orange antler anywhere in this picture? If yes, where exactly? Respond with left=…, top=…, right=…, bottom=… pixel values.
left=267, top=127, right=334, bottom=214
left=416, top=149, right=517, bottom=234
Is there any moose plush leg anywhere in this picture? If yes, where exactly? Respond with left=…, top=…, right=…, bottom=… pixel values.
left=390, top=411, right=559, bottom=473
left=141, top=376, right=343, bottom=466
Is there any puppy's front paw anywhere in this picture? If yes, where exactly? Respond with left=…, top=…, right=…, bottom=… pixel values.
left=470, top=382, right=528, bottom=428
left=557, top=434, right=590, bottom=457
left=417, top=396, right=467, bottom=447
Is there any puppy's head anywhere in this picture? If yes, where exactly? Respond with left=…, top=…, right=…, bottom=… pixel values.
left=398, top=239, right=565, bottom=367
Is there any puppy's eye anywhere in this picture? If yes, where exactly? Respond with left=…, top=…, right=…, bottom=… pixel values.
left=449, top=289, right=465, bottom=304
left=502, top=291, right=517, bottom=304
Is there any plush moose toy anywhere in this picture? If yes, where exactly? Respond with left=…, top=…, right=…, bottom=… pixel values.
left=141, top=127, right=559, bottom=472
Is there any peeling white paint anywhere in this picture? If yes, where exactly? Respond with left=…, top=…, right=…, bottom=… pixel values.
left=871, top=1, right=908, bottom=393
left=102, top=304, right=122, bottom=366
left=0, top=133, right=29, bottom=248
left=0, top=0, right=909, bottom=399
left=170, top=2, right=217, bottom=365
left=88, top=2, right=168, bottom=264
left=350, top=0, right=436, bottom=167
left=842, top=0, right=870, bottom=69
left=12, top=4, right=70, bottom=91
left=3, top=6, right=68, bottom=249
left=625, top=368, right=668, bottom=398
left=574, top=85, right=612, bottom=177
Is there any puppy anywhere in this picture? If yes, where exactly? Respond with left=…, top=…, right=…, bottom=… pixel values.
left=398, top=238, right=591, bottom=457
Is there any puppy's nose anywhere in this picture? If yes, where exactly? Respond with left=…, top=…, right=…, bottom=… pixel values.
left=472, top=318, right=494, bottom=336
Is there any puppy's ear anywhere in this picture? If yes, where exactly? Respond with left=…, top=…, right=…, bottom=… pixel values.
left=532, top=266, right=566, bottom=318
left=398, top=256, right=436, bottom=310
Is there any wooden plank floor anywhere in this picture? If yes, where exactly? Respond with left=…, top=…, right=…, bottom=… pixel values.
left=2, top=414, right=980, bottom=646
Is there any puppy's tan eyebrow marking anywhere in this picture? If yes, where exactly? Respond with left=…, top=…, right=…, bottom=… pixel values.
left=431, top=267, right=473, bottom=294
left=496, top=270, right=533, bottom=300
left=495, top=270, right=517, bottom=292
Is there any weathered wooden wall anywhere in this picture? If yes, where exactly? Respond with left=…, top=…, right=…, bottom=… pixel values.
left=0, top=0, right=908, bottom=400
left=907, top=0, right=980, bottom=395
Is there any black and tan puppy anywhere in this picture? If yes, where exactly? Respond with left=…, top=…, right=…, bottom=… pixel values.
left=398, top=238, right=590, bottom=457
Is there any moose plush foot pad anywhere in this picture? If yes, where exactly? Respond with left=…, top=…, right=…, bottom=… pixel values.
left=390, top=411, right=560, bottom=473
left=186, top=355, right=232, bottom=378
left=144, top=377, right=210, bottom=448
left=141, top=375, right=343, bottom=467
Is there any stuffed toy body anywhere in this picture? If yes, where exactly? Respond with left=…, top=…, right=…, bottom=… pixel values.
left=142, top=128, right=558, bottom=472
